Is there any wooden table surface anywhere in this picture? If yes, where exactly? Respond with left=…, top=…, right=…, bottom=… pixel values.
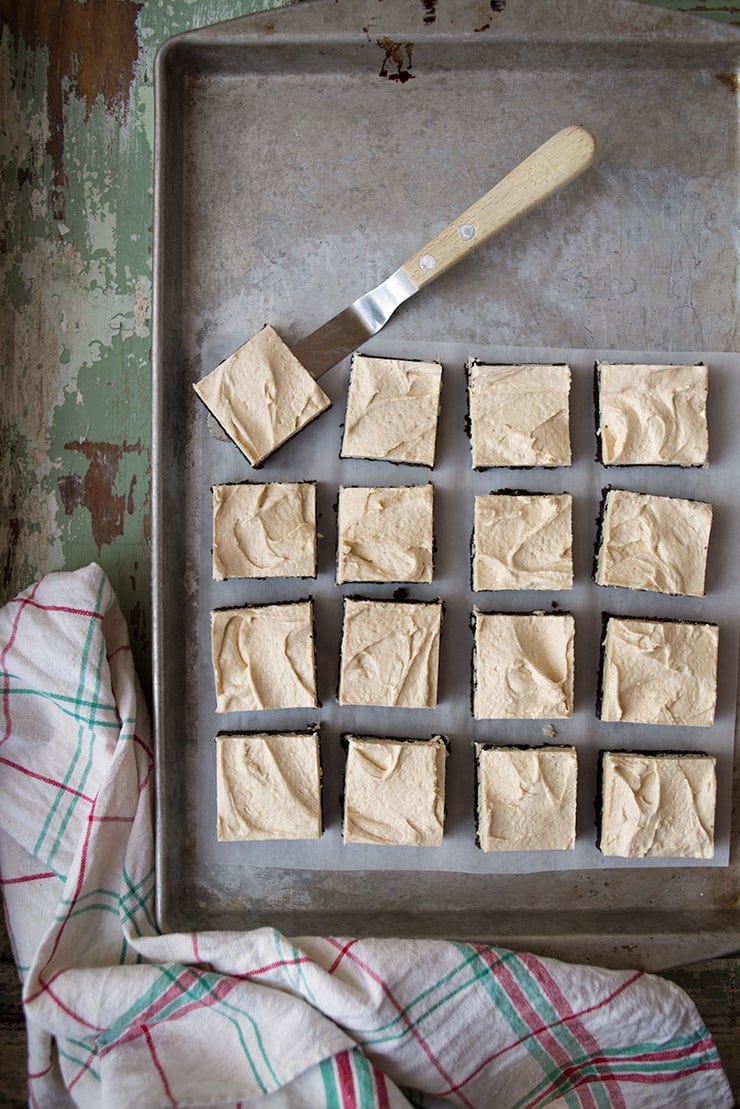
left=1, top=0, right=738, bottom=1103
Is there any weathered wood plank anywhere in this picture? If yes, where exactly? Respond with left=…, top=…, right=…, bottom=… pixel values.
left=664, top=961, right=740, bottom=1100
left=0, top=951, right=27, bottom=1107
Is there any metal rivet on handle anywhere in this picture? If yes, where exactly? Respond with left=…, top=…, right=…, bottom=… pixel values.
left=419, top=255, right=437, bottom=271
left=459, top=224, right=475, bottom=241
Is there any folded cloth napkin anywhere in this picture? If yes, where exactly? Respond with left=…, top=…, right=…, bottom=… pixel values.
left=0, top=564, right=733, bottom=1108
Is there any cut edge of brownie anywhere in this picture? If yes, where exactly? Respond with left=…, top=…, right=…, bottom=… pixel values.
left=215, top=725, right=324, bottom=838
left=339, top=351, right=442, bottom=469
left=596, top=747, right=716, bottom=857
left=596, top=612, right=719, bottom=722
left=471, top=490, right=573, bottom=593
left=593, top=487, right=713, bottom=597
left=595, top=360, right=709, bottom=470
left=334, top=482, right=436, bottom=586
left=473, top=741, right=578, bottom=852
left=466, top=360, right=572, bottom=471
left=211, top=598, right=321, bottom=712
left=212, top=480, right=319, bottom=581
left=339, top=732, right=449, bottom=846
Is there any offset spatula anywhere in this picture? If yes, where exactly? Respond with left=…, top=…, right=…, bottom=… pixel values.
left=292, top=125, right=596, bottom=379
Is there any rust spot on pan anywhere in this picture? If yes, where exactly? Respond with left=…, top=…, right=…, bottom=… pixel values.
left=421, top=0, right=436, bottom=23
left=475, top=2, right=506, bottom=33
left=716, top=72, right=740, bottom=92
left=377, top=37, right=415, bottom=83
left=59, top=439, right=144, bottom=549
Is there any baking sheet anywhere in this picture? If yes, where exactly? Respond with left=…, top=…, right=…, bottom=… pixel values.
left=152, top=0, right=740, bottom=963
left=197, top=339, right=739, bottom=874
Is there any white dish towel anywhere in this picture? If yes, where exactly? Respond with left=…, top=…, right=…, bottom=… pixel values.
left=0, top=563, right=733, bottom=1107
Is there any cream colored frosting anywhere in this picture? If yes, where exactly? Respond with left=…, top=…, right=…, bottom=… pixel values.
left=212, top=482, right=316, bottom=580
left=473, top=610, right=574, bottom=720
left=193, top=325, right=331, bottom=467
left=476, top=745, right=577, bottom=852
left=597, top=362, right=708, bottom=466
left=341, top=355, right=442, bottom=466
left=343, top=735, right=446, bottom=846
left=211, top=602, right=317, bottom=712
left=216, top=732, right=322, bottom=841
left=599, top=752, right=716, bottom=859
left=473, top=493, right=573, bottom=591
left=468, top=362, right=571, bottom=468
left=600, top=617, right=718, bottom=727
left=596, top=489, right=711, bottom=597
left=337, top=484, right=434, bottom=584
left=339, top=599, right=442, bottom=708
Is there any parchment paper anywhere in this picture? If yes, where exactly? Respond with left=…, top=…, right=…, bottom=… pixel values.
left=194, top=341, right=739, bottom=874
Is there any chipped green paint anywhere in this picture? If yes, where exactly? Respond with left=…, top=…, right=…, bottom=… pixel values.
left=0, top=0, right=737, bottom=694
left=0, top=0, right=287, bottom=691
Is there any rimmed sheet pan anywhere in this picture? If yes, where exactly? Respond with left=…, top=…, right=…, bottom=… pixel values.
left=152, top=0, right=740, bottom=968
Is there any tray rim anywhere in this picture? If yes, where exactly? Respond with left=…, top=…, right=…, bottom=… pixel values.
left=151, top=0, right=740, bottom=51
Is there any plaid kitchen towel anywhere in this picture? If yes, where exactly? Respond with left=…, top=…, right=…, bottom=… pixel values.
left=0, top=564, right=733, bottom=1108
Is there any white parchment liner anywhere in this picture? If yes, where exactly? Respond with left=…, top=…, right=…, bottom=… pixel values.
left=194, top=341, right=739, bottom=873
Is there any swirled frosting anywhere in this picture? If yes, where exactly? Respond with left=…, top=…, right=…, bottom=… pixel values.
left=212, top=482, right=316, bottom=580
left=476, top=745, right=577, bottom=852
left=473, top=611, right=574, bottom=720
left=473, top=493, right=573, bottom=591
left=211, top=601, right=317, bottom=712
left=216, top=731, right=322, bottom=841
left=597, top=362, right=708, bottom=466
left=337, top=484, right=434, bottom=584
left=343, top=735, right=446, bottom=846
left=339, top=599, right=442, bottom=708
left=341, top=355, right=442, bottom=466
left=193, top=324, right=331, bottom=466
left=599, top=752, right=716, bottom=858
left=600, top=617, right=718, bottom=727
left=596, top=489, right=711, bottom=597
left=468, top=362, right=571, bottom=468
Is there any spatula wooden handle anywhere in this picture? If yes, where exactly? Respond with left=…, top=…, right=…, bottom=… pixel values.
left=399, top=125, right=596, bottom=291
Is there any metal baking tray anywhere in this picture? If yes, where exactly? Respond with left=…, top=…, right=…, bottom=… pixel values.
left=152, top=0, right=740, bottom=969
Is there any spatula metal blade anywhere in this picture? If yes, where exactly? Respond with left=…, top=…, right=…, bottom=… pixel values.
left=291, top=269, right=416, bottom=378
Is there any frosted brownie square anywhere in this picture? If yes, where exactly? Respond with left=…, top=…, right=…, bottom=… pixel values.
left=212, top=482, right=317, bottom=580
left=472, top=492, right=573, bottom=591
left=339, top=598, right=442, bottom=708
left=596, top=362, right=708, bottom=466
left=599, top=751, right=716, bottom=858
left=211, top=601, right=317, bottom=712
left=193, top=324, right=331, bottom=467
left=340, top=354, right=442, bottom=466
left=342, top=734, right=447, bottom=846
left=473, top=610, right=574, bottom=719
left=216, top=730, right=322, bottom=841
left=595, top=488, right=712, bottom=597
left=475, top=745, right=577, bottom=852
left=599, top=617, right=718, bottom=727
left=336, top=483, right=434, bottom=584
left=467, top=362, right=571, bottom=468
